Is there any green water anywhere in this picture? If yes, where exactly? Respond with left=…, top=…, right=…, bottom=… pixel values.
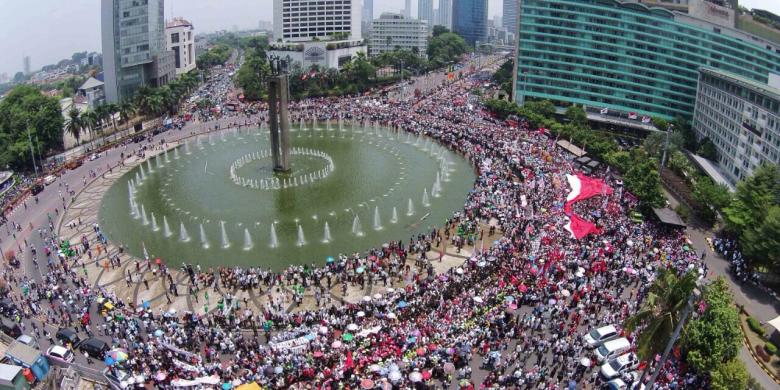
left=98, top=126, right=475, bottom=270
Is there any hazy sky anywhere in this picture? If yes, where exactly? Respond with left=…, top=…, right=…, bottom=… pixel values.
left=0, top=0, right=777, bottom=76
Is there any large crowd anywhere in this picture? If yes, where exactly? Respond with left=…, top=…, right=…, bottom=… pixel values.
left=0, top=59, right=712, bottom=390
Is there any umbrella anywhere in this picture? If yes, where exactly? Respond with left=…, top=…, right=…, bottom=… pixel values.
left=386, top=288, right=395, bottom=293
left=422, top=371, right=432, bottom=380
left=106, top=349, right=129, bottom=363
left=326, top=256, right=335, bottom=263
left=396, top=301, right=408, bottom=309
left=104, top=356, right=116, bottom=366
left=409, top=372, right=423, bottom=382
left=504, top=295, right=515, bottom=302
left=362, top=295, right=371, bottom=302
left=386, top=312, right=396, bottom=319
left=155, top=258, right=162, bottom=265
left=154, top=329, right=164, bottom=337
left=356, top=267, right=365, bottom=274
left=332, top=341, right=342, bottom=348
left=361, top=379, right=375, bottom=389
left=561, top=289, right=571, bottom=297
left=373, top=293, right=382, bottom=300
left=580, top=357, right=591, bottom=367
left=347, top=323, right=359, bottom=331
left=155, top=372, right=166, bottom=381
left=319, top=326, right=329, bottom=334
left=357, top=311, right=365, bottom=317
left=548, top=298, right=557, bottom=305
left=477, top=261, right=487, bottom=267
left=388, top=371, right=402, bottom=382
left=369, top=364, right=382, bottom=372
left=456, top=267, right=464, bottom=274
left=623, top=267, right=636, bottom=275
left=342, top=333, right=354, bottom=341
left=274, top=366, right=283, bottom=374
left=312, top=351, right=324, bottom=358
left=304, top=333, right=316, bottom=341
left=473, top=296, right=483, bottom=303
left=443, top=362, right=455, bottom=373
left=222, top=383, right=232, bottom=390
left=416, top=347, right=426, bottom=356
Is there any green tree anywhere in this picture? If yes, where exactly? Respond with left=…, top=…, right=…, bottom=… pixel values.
left=697, top=137, right=718, bottom=160
left=64, top=108, right=82, bottom=144
left=0, top=85, right=64, bottom=170
left=427, top=32, right=469, bottom=68
left=432, top=25, right=450, bottom=37
left=565, top=105, right=587, bottom=127
left=524, top=100, right=556, bottom=118
left=692, top=177, right=733, bottom=225
left=723, top=164, right=780, bottom=272
left=710, top=359, right=749, bottom=390
left=236, top=50, right=271, bottom=101
left=81, top=110, right=98, bottom=143
left=623, top=158, right=665, bottom=209
left=625, top=269, right=698, bottom=359
left=118, top=100, right=136, bottom=128
left=682, top=278, right=741, bottom=373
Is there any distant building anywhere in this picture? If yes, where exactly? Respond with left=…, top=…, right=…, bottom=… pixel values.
left=77, top=77, right=106, bottom=108
left=502, top=0, right=518, bottom=36
left=418, top=0, right=434, bottom=30
left=270, top=0, right=366, bottom=70
left=101, top=0, right=176, bottom=103
left=692, top=68, right=780, bottom=185
left=452, top=0, right=488, bottom=46
left=438, top=0, right=452, bottom=29
left=258, top=20, right=273, bottom=31
left=404, top=0, right=412, bottom=19
left=362, top=0, right=373, bottom=39
left=166, top=17, right=197, bottom=76
left=23, top=56, right=31, bottom=75
left=370, top=13, right=428, bottom=58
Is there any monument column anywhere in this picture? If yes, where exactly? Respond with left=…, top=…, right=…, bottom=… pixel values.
left=268, top=78, right=281, bottom=170
left=278, top=76, right=291, bottom=171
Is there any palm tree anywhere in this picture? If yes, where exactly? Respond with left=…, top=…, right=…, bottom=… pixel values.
left=105, top=102, right=120, bottom=131
left=65, top=108, right=83, bottom=145
left=625, top=268, right=697, bottom=381
left=119, top=100, right=136, bottom=128
left=81, top=110, right=99, bottom=148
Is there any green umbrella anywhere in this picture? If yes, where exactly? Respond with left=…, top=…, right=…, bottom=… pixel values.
left=342, top=333, right=354, bottom=341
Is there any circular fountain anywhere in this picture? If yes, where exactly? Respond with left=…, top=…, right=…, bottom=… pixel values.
left=98, top=124, right=475, bottom=270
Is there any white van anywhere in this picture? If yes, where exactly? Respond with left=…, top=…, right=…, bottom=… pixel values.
left=595, top=337, right=631, bottom=362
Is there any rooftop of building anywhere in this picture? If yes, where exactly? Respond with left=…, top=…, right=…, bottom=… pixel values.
left=78, top=77, right=104, bottom=91
left=166, top=17, right=193, bottom=29
left=700, top=66, right=780, bottom=98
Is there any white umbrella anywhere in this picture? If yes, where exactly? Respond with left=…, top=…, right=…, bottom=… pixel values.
left=319, top=326, right=329, bottom=335
left=409, top=372, right=423, bottom=382
left=473, top=296, right=483, bottom=303
left=456, top=268, right=464, bottom=275
left=362, top=296, right=372, bottom=302
left=580, top=357, right=591, bottom=367
left=388, top=371, right=402, bottom=382
left=357, top=311, right=365, bottom=317
left=347, top=323, right=359, bottom=331
left=386, top=312, right=396, bottom=319
left=373, top=293, right=382, bottom=300
left=561, top=289, right=571, bottom=297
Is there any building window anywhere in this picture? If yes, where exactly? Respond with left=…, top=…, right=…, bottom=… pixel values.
left=171, top=33, right=179, bottom=43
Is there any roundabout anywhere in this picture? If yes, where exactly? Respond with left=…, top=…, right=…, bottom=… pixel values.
left=96, top=121, right=475, bottom=269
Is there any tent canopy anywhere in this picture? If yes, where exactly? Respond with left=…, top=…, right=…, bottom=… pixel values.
left=556, top=140, right=586, bottom=157
left=652, top=208, right=686, bottom=227
left=768, top=316, right=780, bottom=333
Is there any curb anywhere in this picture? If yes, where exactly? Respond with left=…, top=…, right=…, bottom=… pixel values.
left=739, top=317, right=780, bottom=385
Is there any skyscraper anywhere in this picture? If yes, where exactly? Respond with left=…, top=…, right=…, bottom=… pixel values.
left=101, top=0, right=176, bottom=103
left=22, top=56, right=30, bottom=75
left=404, top=0, right=412, bottom=18
left=502, top=0, right=518, bottom=36
left=452, top=0, right=488, bottom=46
left=418, top=0, right=434, bottom=30
left=438, top=0, right=452, bottom=29
left=362, top=0, right=374, bottom=39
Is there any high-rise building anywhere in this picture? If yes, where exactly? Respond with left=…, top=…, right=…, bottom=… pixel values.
left=273, top=0, right=361, bottom=42
left=452, top=0, right=488, bottom=46
left=404, top=0, right=412, bottom=18
left=438, top=0, right=452, bottom=29
left=270, top=0, right=366, bottom=70
left=502, top=0, right=518, bottom=36
left=514, top=0, right=780, bottom=120
left=23, top=56, right=31, bottom=75
left=692, top=68, right=780, bottom=185
left=418, top=0, right=434, bottom=30
left=370, top=13, right=428, bottom=58
left=166, top=17, right=197, bottom=76
left=101, top=0, right=176, bottom=103
left=362, top=0, right=373, bottom=39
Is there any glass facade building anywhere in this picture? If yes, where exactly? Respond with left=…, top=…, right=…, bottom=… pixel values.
left=452, top=0, right=488, bottom=47
left=515, top=0, right=780, bottom=119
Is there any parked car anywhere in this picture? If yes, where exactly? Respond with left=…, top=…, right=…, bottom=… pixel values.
left=45, top=345, right=75, bottom=366
left=600, top=352, right=640, bottom=379
left=16, top=334, right=39, bottom=349
left=595, top=337, right=631, bottom=362
left=605, top=372, right=644, bottom=390
left=583, top=325, right=620, bottom=348
left=0, top=316, right=22, bottom=338
left=79, top=337, right=109, bottom=359
left=89, top=153, right=101, bottom=161
left=43, top=175, right=56, bottom=185
left=55, top=328, right=82, bottom=348
left=103, top=367, right=131, bottom=389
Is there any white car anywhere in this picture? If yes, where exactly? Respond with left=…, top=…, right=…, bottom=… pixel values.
left=583, top=325, right=619, bottom=348
left=89, top=153, right=101, bottom=161
left=46, top=345, right=75, bottom=366
left=43, top=175, right=56, bottom=185
left=606, top=372, right=644, bottom=390
left=601, top=352, right=640, bottom=379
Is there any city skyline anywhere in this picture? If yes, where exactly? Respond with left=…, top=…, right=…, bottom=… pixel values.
left=0, top=0, right=779, bottom=76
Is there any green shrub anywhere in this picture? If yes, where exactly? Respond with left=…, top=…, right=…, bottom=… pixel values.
left=765, top=342, right=778, bottom=355
left=747, top=317, right=765, bottom=337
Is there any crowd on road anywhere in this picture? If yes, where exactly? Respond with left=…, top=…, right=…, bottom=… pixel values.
left=0, top=58, right=712, bottom=390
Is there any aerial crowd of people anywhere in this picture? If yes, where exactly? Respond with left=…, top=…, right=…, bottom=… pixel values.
left=0, top=57, right=711, bottom=389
